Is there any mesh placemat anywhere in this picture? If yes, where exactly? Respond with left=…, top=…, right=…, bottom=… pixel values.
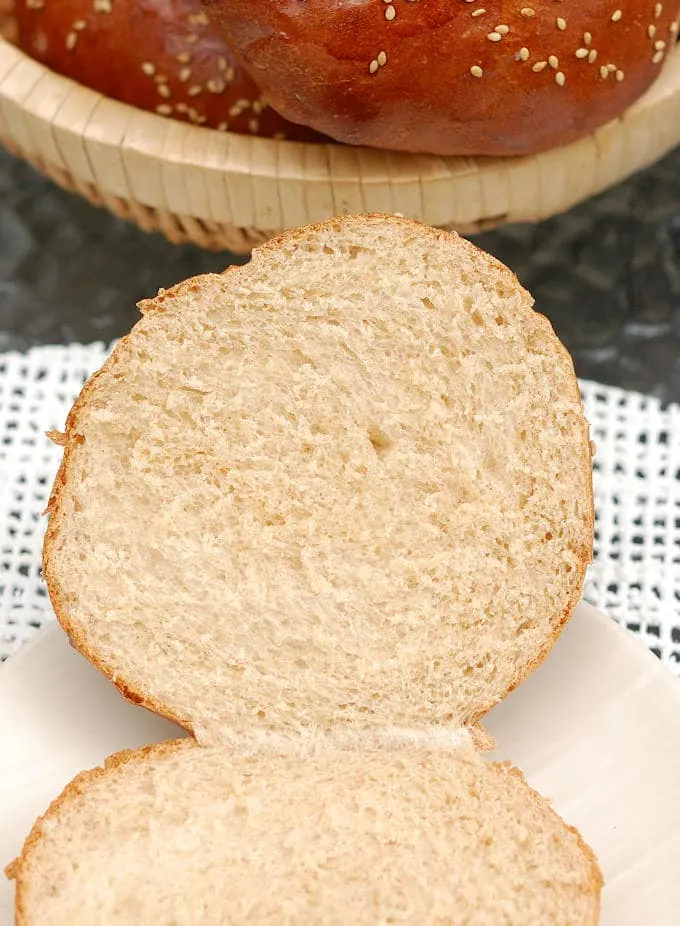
left=2, top=343, right=679, bottom=674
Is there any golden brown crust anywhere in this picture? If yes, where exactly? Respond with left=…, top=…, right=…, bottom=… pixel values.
left=8, top=739, right=195, bottom=926
left=13, top=0, right=323, bottom=140
left=204, top=0, right=680, bottom=156
left=42, top=213, right=594, bottom=738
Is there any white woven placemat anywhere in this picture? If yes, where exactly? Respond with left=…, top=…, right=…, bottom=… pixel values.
left=1, top=343, right=679, bottom=675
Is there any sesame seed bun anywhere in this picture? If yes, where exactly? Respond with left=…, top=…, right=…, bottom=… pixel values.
left=14, top=0, right=323, bottom=140
left=203, top=0, right=680, bottom=155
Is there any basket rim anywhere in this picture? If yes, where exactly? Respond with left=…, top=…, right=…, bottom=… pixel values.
left=1, top=34, right=680, bottom=180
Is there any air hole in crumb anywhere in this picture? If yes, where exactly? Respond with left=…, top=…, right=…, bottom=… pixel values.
left=323, top=244, right=334, bottom=254
left=256, top=709, right=266, bottom=719
left=495, top=315, right=507, bottom=326
left=368, top=426, right=393, bottom=457
left=544, top=531, right=553, bottom=541
left=421, top=296, right=435, bottom=310
left=348, top=245, right=362, bottom=259
left=471, top=309, right=484, bottom=326
left=295, top=658, right=307, bottom=669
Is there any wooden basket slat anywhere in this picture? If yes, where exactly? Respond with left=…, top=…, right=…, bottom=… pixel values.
left=121, top=108, right=173, bottom=213
left=20, top=70, right=75, bottom=170
left=383, top=151, right=425, bottom=222
left=181, top=124, right=218, bottom=225
left=48, top=83, right=103, bottom=187
left=328, top=145, right=369, bottom=217
left=84, top=97, right=136, bottom=200
left=0, top=54, right=45, bottom=158
left=356, top=147, right=396, bottom=217
left=276, top=141, right=316, bottom=230
left=251, top=137, right=284, bottom=231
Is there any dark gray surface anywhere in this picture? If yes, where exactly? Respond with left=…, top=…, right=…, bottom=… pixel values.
left=1, top=145, right=680, bottom=401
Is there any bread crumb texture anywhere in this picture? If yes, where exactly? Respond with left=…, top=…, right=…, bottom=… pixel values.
left=44, top=215, right=593, bottom=738
left=11, top=740, right=602, bottom=925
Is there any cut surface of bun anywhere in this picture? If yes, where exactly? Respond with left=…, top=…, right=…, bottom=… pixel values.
left=43, top=214, right=593, bottom=740
left=9, top=739, right=602, bottom=925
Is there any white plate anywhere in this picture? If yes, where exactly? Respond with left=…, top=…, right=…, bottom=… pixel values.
left=1, top=602, right=679, bottom=925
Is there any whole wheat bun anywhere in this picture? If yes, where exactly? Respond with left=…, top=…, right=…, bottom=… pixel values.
left=203, top=0, right=680, bottom=155
left=14, top=0, right=322, bottom=139
left=43, top=214, right=593, bottom=742
left=8, top=738, right=602, bottom=925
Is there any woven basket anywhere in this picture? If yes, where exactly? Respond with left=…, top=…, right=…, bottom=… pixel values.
left=2, top=17, right=680, bottom=253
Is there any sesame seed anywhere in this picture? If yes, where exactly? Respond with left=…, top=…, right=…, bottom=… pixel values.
left=671, top=22, right=679, bottom=35
left=652, top=49, right=665, bottom=63
left=607, top=63, right=616, bottom=72
left=177, top=52, right=192, bottom=64
left=487, top=31, right=502, bottom=41
left=519, top=46, right=530, bottom=61
left=217, top=57, right=227, bottom=70
left=470, top=65, right=484, bottom=77
left=141, top=62, right=155, bottom=76
left=648, top=24, right=657, bottom=38
left=556, top=17, right=566, bottom=30
left=548, top=54, right=558, bottom=69
left=186, top=34, right=198, bottom=44
left=156, top=105, right=172, bottom=116
left=588, top=49, right=598, bottom=63
left=520, top=7, right=535, bottom=16
left=188, top=85, right=203, bottom=97
left=495, top=24, right=509, bottom=34
left=226, top=67, right=236, bottom=81
left=611, top=9, right=622, bottom=22
left=471, top=8, right=486, bottom=16
left=26, top=0, right=44, bottom=8
left=555, top=71, right=565, bottom=86
left=157, top=84, right=171, bottom=99
left=655, top=39, right=667, bottom=49
left=385, top=5, right=396, bottom=20
left=65, top=32, right=77, bottom=50
left=600, top=65, right=609, bottom=78
left=369, top=59, right=379, bottom=74
left=575, top=48, right=588, bottom=58
left=175, top=103, right=188, bottom=113
left=93, top=0, right=112, bottom=11
left=384, top=0, right=392, bottom=3
left=179, top=67, right=191, bottom=82
left=207, top=79, right=226, bottom=93
left=252, top=99, right=266, bottom=114
left=655, top=2, right=663, bottom=17
left=73, top=19, right=86, bottom=30
left=532, top=60, right=547, bottom=72
left=377, top=50, right=387, bottom=66
left=584, top=31, right=592, bottom=45
left=616, top=69, right=625, bottom=80
left=187, top=11, right=208, bottom=26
